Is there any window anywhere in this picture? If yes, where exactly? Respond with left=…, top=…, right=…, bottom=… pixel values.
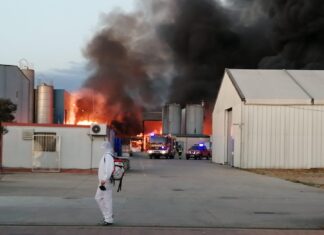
left=33, top=132, right=57, bottom=152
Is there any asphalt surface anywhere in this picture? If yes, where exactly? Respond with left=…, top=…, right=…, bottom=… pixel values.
left=0, top=152, right=323, bottom=234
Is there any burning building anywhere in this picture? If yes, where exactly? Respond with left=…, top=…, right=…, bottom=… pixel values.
left=142, top=111, right=162, bottom=135
left=5, top=1, right=323, bottom=138
left=71, top=0, right=324, bottom=138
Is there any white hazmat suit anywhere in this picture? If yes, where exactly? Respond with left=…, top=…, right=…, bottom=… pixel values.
left=95, top=141, right=115, bottom=224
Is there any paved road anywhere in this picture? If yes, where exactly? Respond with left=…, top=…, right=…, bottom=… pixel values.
left=0, top=152, right=323, bottom=232
left=0, top=226, right=324, bottom=235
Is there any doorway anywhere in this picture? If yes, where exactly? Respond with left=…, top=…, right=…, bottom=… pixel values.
left=226, top=108, right=234, bottom=166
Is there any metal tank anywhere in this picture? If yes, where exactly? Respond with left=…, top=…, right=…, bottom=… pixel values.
left=185, top=104, right=204, bottom=135
left=162, top=104, right=181, bottom=135
left=36, top=83, right=54, bottom=124
left=181, top=108, right=186, bottom=135
left=21, top=68, right=35, bottom=123
left=162, top=106, right=169, bottom=134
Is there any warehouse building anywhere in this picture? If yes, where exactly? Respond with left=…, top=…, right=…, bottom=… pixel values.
left=0, top=64, right=34, bottom=123
left=213, top=69, right=324, bottom=169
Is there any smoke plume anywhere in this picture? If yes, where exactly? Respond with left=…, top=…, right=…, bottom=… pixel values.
left=258, top=0, right=324, bottom=69
left=79, top=0, right=324, bottom=135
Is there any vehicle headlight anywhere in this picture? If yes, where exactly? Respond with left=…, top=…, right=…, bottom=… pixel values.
left=161, top=150, right=167, bottom=154
left=148, top=150, right=153, bottom=154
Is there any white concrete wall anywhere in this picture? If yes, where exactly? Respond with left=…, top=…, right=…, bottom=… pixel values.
left=241, top=105, right=324, bottom=169
left=2, top=125, right=33, bottom=168
left=2, top=124, right=108, bottom=170
left=212, top=73, right=242, bottom=166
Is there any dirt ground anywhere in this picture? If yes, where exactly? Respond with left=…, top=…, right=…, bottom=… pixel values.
left=247, top=168, right=324, bottom=189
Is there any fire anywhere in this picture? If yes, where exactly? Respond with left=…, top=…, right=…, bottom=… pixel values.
left=65, top=89, right=108, bottom=125
left=203, top=106, right=212, bottom=135
left=143, top=120, right=162, bottom=135
left=76, top=120, right=96, bottom=125
left=64, top=88, right=143, bottom=135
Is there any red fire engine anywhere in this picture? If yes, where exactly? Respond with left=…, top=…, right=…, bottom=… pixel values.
left=145, top=134, right=176, bottom=159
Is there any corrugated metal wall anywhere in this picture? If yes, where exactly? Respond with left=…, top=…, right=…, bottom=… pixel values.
left=241, top=105, right=324, bottom=168
left=311, top=106, right=324, bottom=167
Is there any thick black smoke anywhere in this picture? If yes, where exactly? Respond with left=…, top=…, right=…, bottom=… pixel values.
left=156, top=0, right=274, bottom=104
left=81, top=0, right=324, bottom=135
left=82, top=12, right=169, bottom=134
left=259, top=0, right=324, bottom=69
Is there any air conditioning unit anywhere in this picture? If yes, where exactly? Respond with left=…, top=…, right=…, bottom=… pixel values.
left=90, top=124, right=107, bottom=136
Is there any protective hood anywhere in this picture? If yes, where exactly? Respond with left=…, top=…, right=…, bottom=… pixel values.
left=101, top=141, right=114, bottom=155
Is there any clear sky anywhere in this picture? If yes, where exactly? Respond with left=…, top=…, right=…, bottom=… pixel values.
left=0, top=0, right=135, bottom=91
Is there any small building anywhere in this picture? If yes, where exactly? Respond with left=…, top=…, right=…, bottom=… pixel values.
left=0, top=123, right=111, bottom=172
left=142, top=111, right=162, bottom=135
left=212, top=69, right=324, bottom=169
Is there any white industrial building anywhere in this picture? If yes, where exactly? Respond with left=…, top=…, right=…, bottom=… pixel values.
left=212, top=69, right=324, bottom=169
left=1, top=123, right=111, bottom=171
left=0, top=64, right=34, bottom=123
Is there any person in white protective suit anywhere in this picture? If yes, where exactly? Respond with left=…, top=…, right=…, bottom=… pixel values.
left=95, top=141, right=115, bottom=225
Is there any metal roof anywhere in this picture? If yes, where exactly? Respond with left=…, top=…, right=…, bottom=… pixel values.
left=287, top=70, right=324, bottom=105
left=226, top=69, right=324, bottom=105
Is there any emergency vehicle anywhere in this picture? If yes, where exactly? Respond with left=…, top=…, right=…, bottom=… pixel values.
left=129, top=137, right=142, bottom=156
left=146, top=134, right=176, bottom=159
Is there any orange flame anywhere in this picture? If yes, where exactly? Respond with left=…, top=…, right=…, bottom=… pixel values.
left=65, top=89, right=107, bottom=125
left=143, top=120, right=162, bottom=135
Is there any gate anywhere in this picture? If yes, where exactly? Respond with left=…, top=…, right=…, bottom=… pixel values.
left=32, top=133, right=61, bottom=172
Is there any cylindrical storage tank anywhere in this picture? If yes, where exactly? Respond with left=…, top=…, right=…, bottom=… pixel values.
left=21, top=68, right=35, bottom=123
left=162, top=105, right=169, bottom=135
left=185, top=104, right=204, bottom=135
left=162, top=104, right=181, bottom=135
left=181, top=108, right=186, bottom=135
left=36, top=83, right=54, bottom=124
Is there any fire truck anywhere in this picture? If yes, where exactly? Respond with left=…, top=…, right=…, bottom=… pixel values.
left=146, top=134, right=176, bottom=159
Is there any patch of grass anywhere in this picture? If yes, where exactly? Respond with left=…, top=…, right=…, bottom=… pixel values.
left=246, top=168, right=324, bottom=189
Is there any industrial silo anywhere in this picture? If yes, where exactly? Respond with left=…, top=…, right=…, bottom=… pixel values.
left=181, top=108, right=186, bottom=135
left=36, top=83, right=54, bottom=124
left=162, top=104, right=181, bottom=135
left=162, top=106, right=169, bottom=134
left=21, top=68, right=35, bottom=123
left=185, top=104, right=204, bottom=135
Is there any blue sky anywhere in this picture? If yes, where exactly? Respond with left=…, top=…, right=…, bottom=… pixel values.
left=0, top=0, right=135, bottom=91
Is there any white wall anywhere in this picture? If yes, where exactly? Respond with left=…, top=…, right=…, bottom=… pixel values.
left=212, top=73, right=242, bottom=166
left=2, top=124, right=108, bottom=170
left=241, top=105, right=324, bottom=169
